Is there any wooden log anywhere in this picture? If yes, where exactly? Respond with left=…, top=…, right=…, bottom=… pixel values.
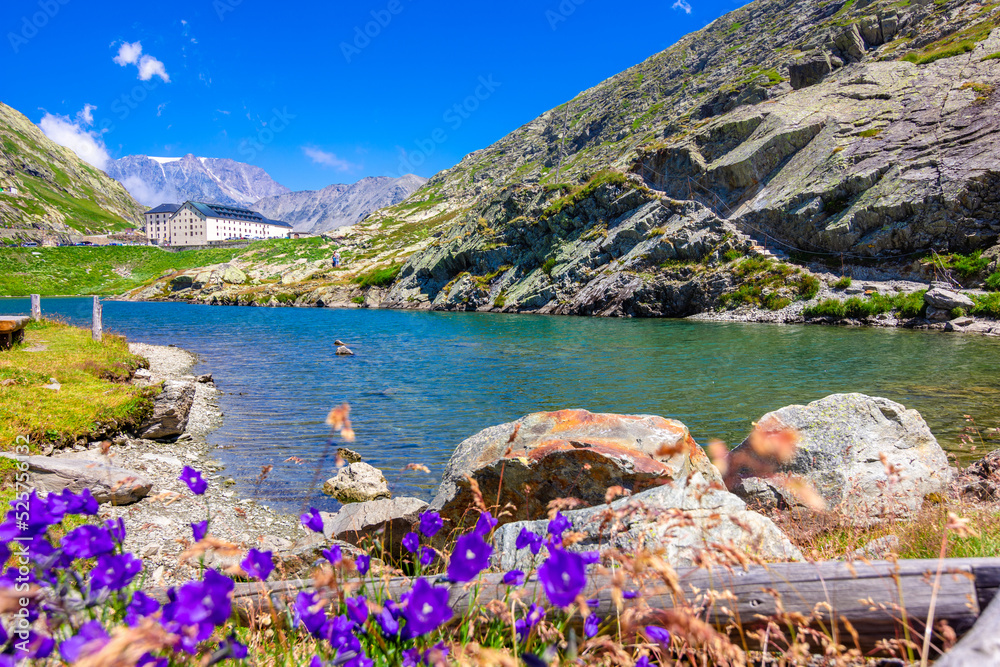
left=933, top=588, right=1000, bottom=666
left=0, top=316, right=30, bottom=333
left=30, top=294, right=40, bottom=320
left=148, top=558, right=1000, bottom=654
left=92, top=296, right=102, bottom=342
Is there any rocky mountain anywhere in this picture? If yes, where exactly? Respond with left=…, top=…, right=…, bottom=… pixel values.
left=252, top=174, right=427, bottom=233
left=0, top=102, right=144, bottom=242
left=105, top=154, right=290, bottom=208
left=363, top=0, right=1000, bottom=315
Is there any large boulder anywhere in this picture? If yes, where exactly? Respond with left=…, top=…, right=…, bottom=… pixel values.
left=138, top=380, right=195, bottom=439
left=322, top=462, right=391, bottom=503
left=726, top=394, right=952, bottom=521
left=5, top=455, right=152, bottom=505
left=958, top=450, right=1000, bottom=501
left=493, top=470, right=801, bottom=571
left=320, top=496, right=427, bottom=555
left=788, top=51, right=832, bottom=90
left=222, top=266, right=247, bottom=284
left=924, top=287, right=974, bottom=320
left=429, top=409, right=720, bottom=531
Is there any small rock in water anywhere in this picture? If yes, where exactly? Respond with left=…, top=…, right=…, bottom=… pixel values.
left=335, top=345, right=354, bottom=356
left=197, top=374, right=214, bottom=384
left=224, top=478, right=236, bottom=487
left=337, top=447, right=363, bottom=464
left=334, top=339, right=346, bottom=346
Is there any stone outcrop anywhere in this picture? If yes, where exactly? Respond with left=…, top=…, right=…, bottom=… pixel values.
left=493, top=469, right=801, bottom=571
left=322, top=462, right=391, bottom=503
left=137, top=380, right=195, bottom=439
left=726, top=394, right=952, bottom=520
left=320, top=496, right=427, bottom=555
left=5, top=454, right=152, bottom=505
left=429, top=409, right=720, bottom=530
left=924, top=287, right=975, bottom=320
left=958, top=450, right=1000, bottom=501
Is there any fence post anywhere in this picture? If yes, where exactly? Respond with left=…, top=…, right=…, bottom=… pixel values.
left=92, top=296, right=102, bottom=342
left=30, top=294, right=40, bottom=320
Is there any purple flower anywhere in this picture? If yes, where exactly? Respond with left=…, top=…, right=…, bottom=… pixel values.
left=548, top=512, right=571, bottom=539
left=447, top=533, right=492, bottom=582
left=419, top=511, right=443, bottom=538
left=294, top=591, right=327, bottom=636
left=89, top=552, right=142, bottom=592
left=191, top=520, right=208, bottom=541
left=106, top=517, right=126, bottom=543
left=355, top=554, right=371, bottom=575
left=515, top=527, right=543, bottom=555
left=623, top=590, right=639, bottom=600
left=376, top=602, right=400, bottom=637
left=515, top=603, right=545, bottom=639
left=645, top=625, right=671, bottom=646
left=420, top=546, right=436, bottom=567
left=345, top=595, right=368, bottom=625
left=0, top=491, right=57, bottom=540
left=162, top=569, right=234, bottom=629
left=12, top=631, right=54, bottom=660
left=635, top=656, right=650, bottom=667
left=137, top=654, right=169, bottom=667
left=61, top=525, right=115, bottom=560
left=538, top=547, right=587, bottom=607
left=585, top=614, right=600, bottom=638
left=59, top=621, right=109, bottom=662
left=322, top=544, right=342, bottom=565
left=216, top=634, right=248, bottom=660
left=47, top=488, right=98, bottom=517
left=402, top=648, right=421, bottom=667
left=402, top=531, right=420, bottom=554
left=402, top=578, right=453, bottom=636
left=503, top=569, right=525, bottom=586
left=300, top=507, right=324, bottom=533
left=473, top=510, right=498, bottom=537
left=241, top=548, right=274, bottom=581
left=126, top=591, right=161, bottom=627
left=179, top=466, right=207, bottom=495
left=581, top=551, right=600, bottom=565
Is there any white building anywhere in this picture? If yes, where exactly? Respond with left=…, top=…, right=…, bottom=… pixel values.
left=144, top=203, right=181, bottom=245
left=145, top=201, right=292, bottom=246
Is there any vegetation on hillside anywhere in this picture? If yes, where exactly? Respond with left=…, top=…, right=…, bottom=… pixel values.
left=0, top=319, right=154, bottom=450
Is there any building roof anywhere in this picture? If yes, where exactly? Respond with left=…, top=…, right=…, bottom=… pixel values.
left=144, top=203, right=182, bottom=215
left=184, top=201, right=291, bottom=228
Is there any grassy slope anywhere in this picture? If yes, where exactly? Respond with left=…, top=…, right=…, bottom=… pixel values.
left=0, top=238, right=335, bottom=296
left=0, top=319, right=154, bottom=450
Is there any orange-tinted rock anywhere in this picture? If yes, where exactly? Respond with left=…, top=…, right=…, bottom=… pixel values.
left=429, top=409, right=720, bottom=531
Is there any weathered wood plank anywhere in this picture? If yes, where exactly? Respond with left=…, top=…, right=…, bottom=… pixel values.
left=30, top=294, right=41, bottom=320
left=933, top=590, right=1000, bottom=667
left=91, top=297, right=102, bottom=342
left=148, top=558, right=998, bottom=653
left=0, top=316, right=30, bottom=333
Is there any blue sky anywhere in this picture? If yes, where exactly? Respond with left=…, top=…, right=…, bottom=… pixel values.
left=3, top=0, right=746, bottom=191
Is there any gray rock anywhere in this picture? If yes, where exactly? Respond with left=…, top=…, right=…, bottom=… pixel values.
left=847, top=534, right=899, bottom=560
left=322, top=462, right=391, bottom=503
left=337, top=447, right=363, bottom=464
left=138, top=380, right=195, bottom=439
left=335, top=346, right=354, bottom=356
left=320, top=496, right=427, bottom=555
left=493, top=470, right=801, bottom=571
left=788, top=51, right=832, bottom=90
left=924, top=287, right=974, bottom=311
left=2, top=454, right=152, bottom=504
left=958, top=449, right=1000, bottom=501
left=731, top=476, right=806, bottom=511
left=726, top=394, right=952, bottom=521
left=134, top=368, right=152, bottom=379
left=222, top=266, right=247, bottom=284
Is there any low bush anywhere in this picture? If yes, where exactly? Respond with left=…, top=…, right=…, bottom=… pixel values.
left=832, top=276, right=852, bottom=289
left=985, top=270, right=1000, bottom=291
left=541, top=257, right=557, bottom=275
left=971, top=292, right=1000, bottom=318
left=353, top=264, right=402, bottom=289
left=797, top=274, right=820, bottom=299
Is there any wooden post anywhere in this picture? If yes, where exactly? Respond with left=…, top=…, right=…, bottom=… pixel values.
left=30, top=294, right=40, bottom=320
left=91, top=296, right=102, bottom=342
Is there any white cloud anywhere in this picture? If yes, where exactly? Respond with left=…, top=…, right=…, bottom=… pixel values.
left=119, top=175, right=174, bottom=207
left=39, top=107, right=111, bottom=170
left=113, top=41, right=143, bottom=66
left=138, top=54, right=170, bottom=82
left=156, top=102, right=168, bottom=117
left=302, top=145, right=357, bottom=171
left=112, top=40, right=170, bottom=82
left=77, top=103, right=96, bottom=126
left=672, top=0, right=692, bottom=12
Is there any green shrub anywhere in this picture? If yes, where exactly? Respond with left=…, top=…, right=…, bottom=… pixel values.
left=541, top=257, right=557, bottom=275
left=353, top=263, right=402, bottom=288
left=950, top=307, right=967, bottom=319
left=950, top=250, right=990, bottom=280
left=804, top=298, right=847, bottom=318
left=971, top=292, right=1000, bottom=318
left=351, top=295, right=364, bottom=304
left=763, top=293, right=792, bottom=310
left=986, top=271, right=1000, bottom=291
left=723, top=248, right=744, bottom=262
left=797, top=274, right=820, bottom=299
left=893, top=290, right=928, bottom=318
left=832, top=276, right=852, bottom=289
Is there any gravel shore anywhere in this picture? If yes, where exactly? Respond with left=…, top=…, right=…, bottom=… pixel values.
left=70, top=342, right=314, bottom=586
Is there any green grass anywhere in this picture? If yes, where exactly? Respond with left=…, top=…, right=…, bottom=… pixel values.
left=804, top=290, right=927, bottom=319
left=832, top=276, right=852, bottom=289
left=971, top=292, right=1000, bottom=318
left=797, top=274, right=820, bottom=299
left=541, top=170, right=631, bottom=218
left=856, top=128, right=882, bottom=138
left=541, top=257, right=557, bottom=275
left=353, top=263, right=402, bottom=289
left=0, top=320, right=155, bottom=450
left=985, top=271, right=1000, bottom=291
left=983, top=51, right=1000, bottom=61
left=902, top=17, right=998, bottom=65
left=928, top=250, right=992, bottom=281
left=17, top=174, right=135, bottom=234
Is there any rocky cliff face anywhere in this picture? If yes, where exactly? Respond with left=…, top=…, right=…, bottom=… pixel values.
left=369, top=0, right=1000, bottom=315
left=0, top=103, right=145, bottom=241
left=105, top=154, right=290, bottom=208
left=252, top=174, right=427, bottom=233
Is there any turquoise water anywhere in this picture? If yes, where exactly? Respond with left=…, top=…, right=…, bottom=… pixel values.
left=4, top=297, right=999, bottom=513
